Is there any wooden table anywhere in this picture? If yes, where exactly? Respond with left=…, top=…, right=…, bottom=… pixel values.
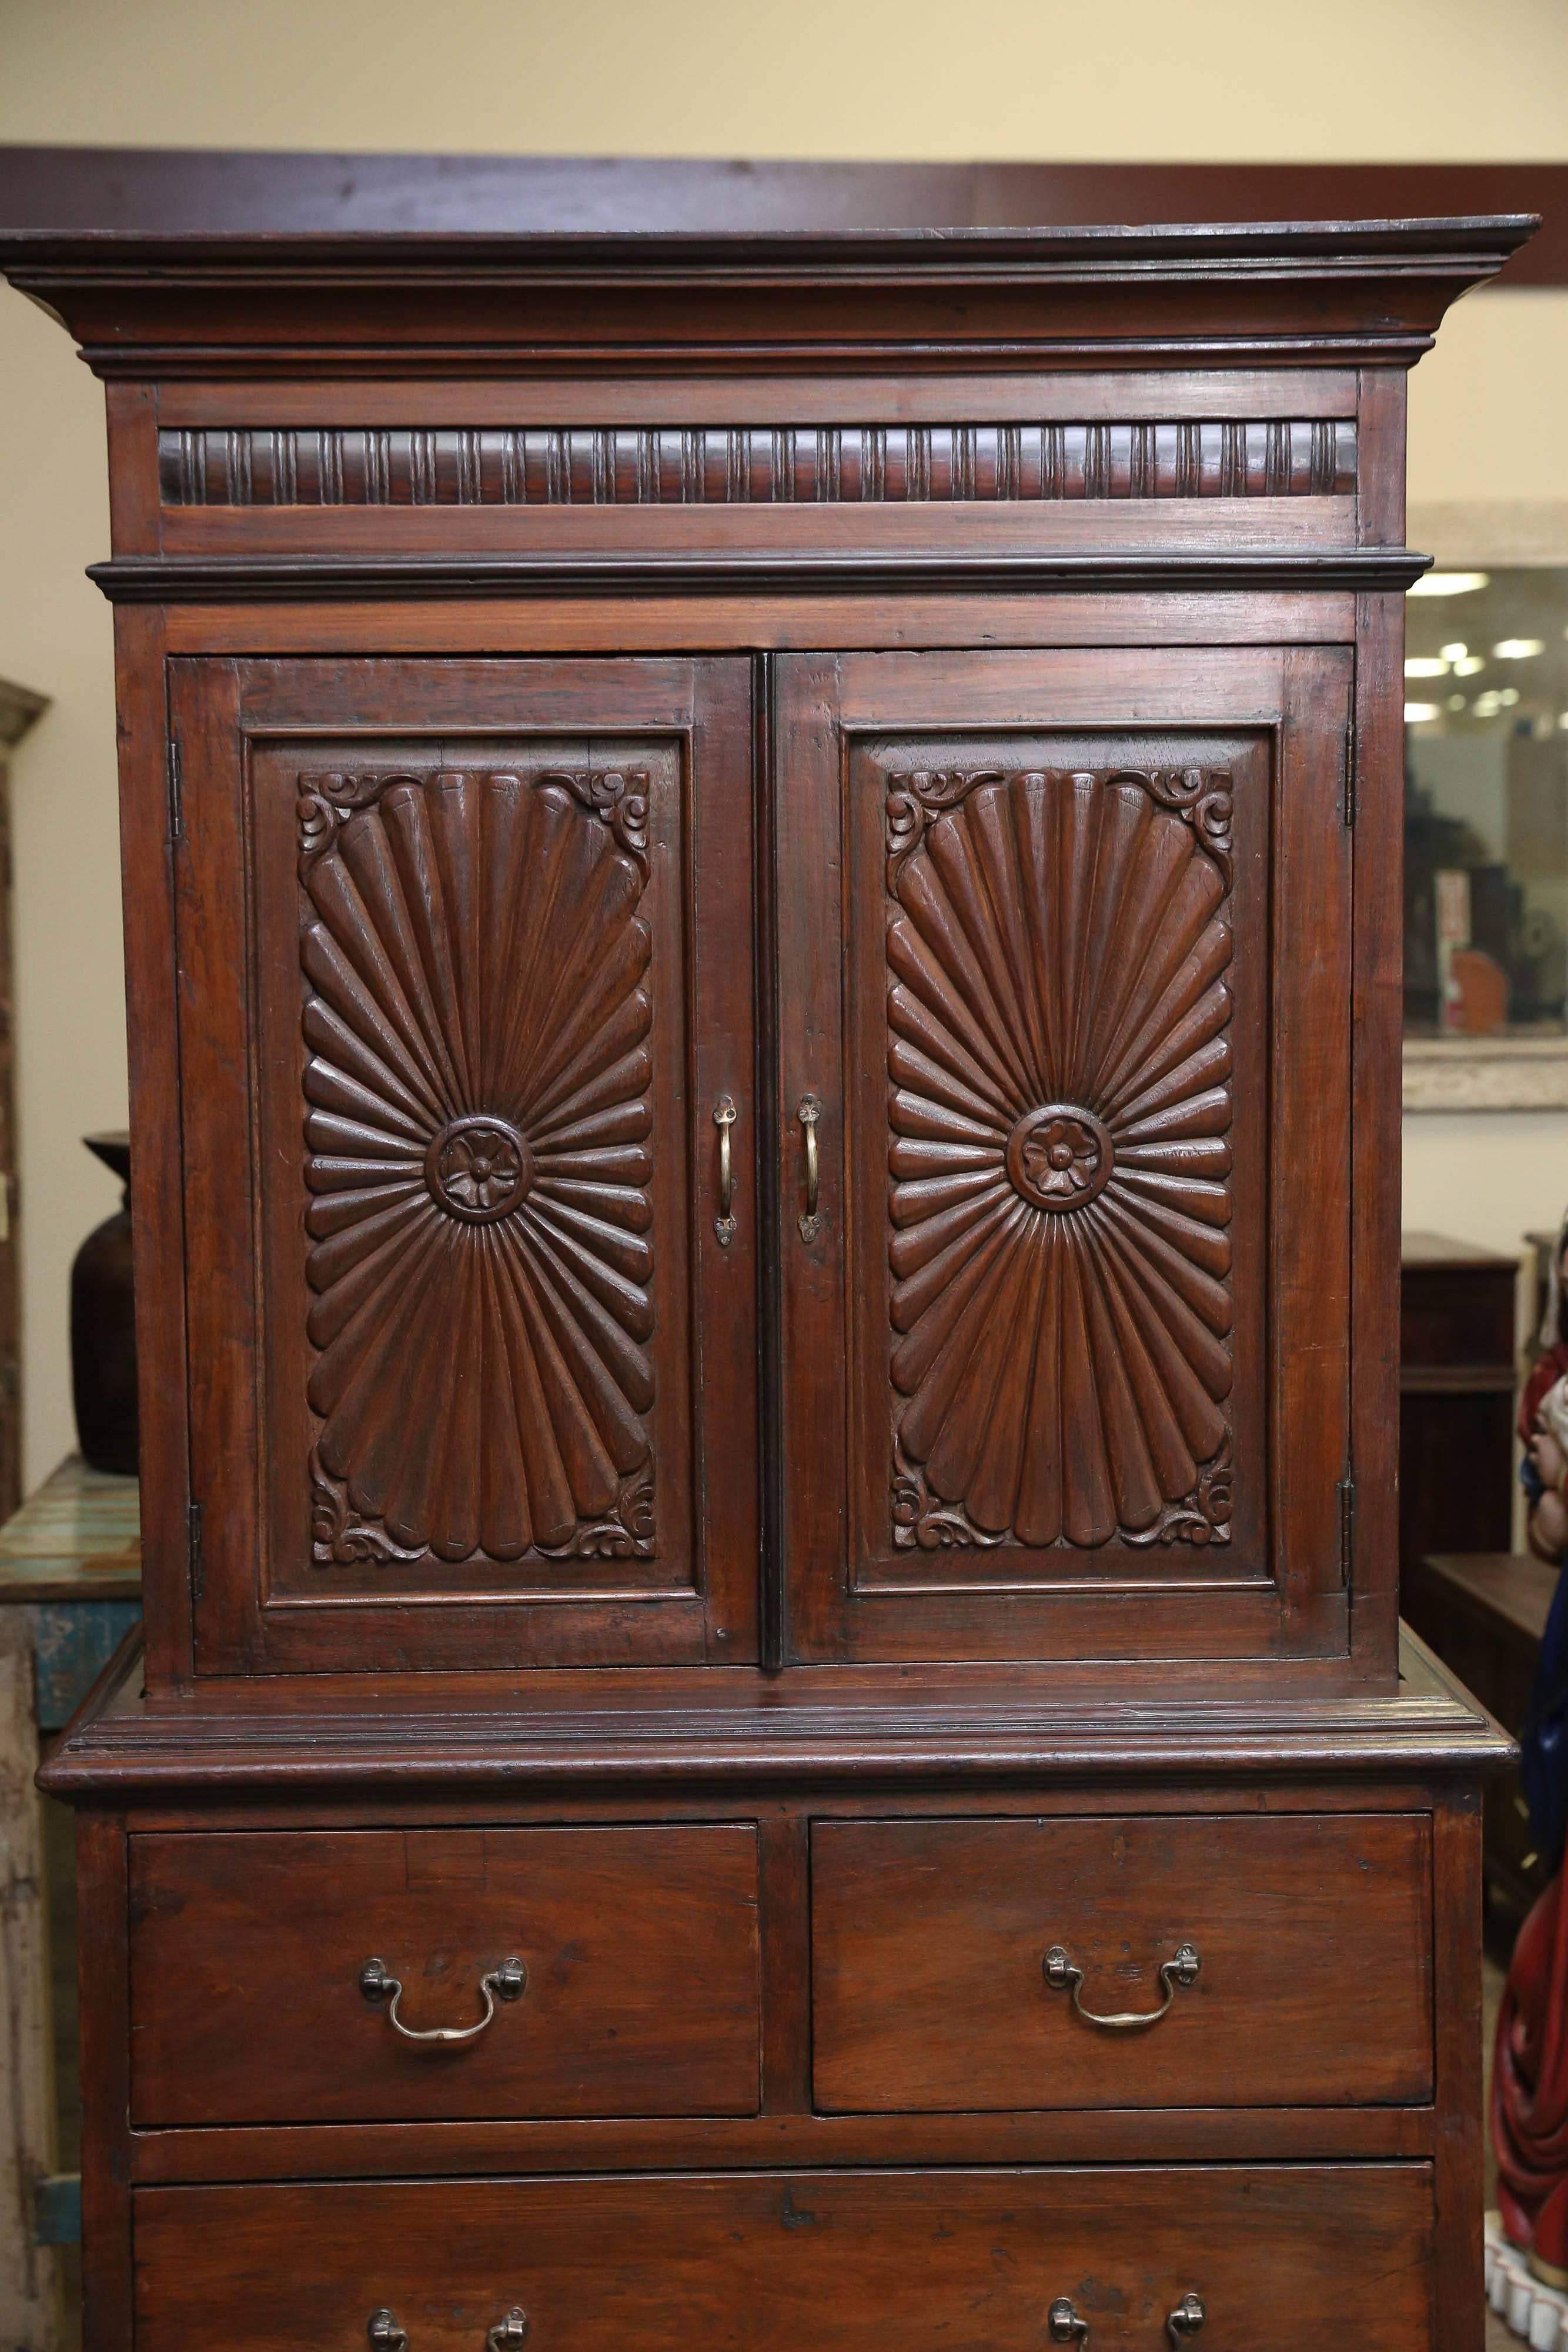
left=0, top=1457, right=139, bottom=2351
left=1405, top=1552, right=1556, bottom=1917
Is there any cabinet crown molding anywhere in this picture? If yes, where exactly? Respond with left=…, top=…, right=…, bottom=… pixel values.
left=0, top=205, right=1537, bottom=376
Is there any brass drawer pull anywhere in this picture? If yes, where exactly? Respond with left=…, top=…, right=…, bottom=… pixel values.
left=1167, top=2293, right=1206, bottom=2348
left=1044, top=1940, right=1200, bottom=2029
left=359, top=1955, right=526, bottom=2043
left=487, top=2310, right=530, bottom=2351
left=1048, top=2292, right=1205, bottom=2352
left=367, top=2313, right=408, bottom=2352
left=797, top=1094, right=822, bottom=1241
left=713, top=1095, right=738, bottom=1246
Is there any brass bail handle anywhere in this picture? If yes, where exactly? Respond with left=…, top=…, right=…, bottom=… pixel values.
left=713, top=1095, right=738, bottom=1247
left=797, top=1094, right=822, bottom=1241
left=1043, top=1940, right=1201, bottom=2030
left=366, top=2308, right=531, bottom=2351
left=1048, top=2293, right=1205, bottom=2352
left=1049, top=2299, right=1090, bottom=2352
left=359, top=1955, right=526, bottom=2044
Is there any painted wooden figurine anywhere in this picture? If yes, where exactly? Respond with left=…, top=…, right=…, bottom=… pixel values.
left=1495, top=1212, right=1568, bottom=2282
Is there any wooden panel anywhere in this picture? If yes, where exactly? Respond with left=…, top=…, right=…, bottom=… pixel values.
left=812, top=1814, right=1432, bottom=2112
left=775, top=646, right=1354, bottom=1666
left=128, top=1824, right=761, bottom=2125
left=132, top=2166, right=1436, bottom=2352
left=170, top=655, right=758, bottom=1673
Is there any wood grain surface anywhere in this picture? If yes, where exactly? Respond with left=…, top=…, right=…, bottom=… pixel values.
left=813, top=1812, right=1433, bottom=2111
left=132, top=2164, right=1436, bottom=2352
left=128, top=1824, right=761, bottom=2126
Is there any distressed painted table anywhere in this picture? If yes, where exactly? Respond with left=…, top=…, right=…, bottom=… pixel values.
left=0, top=1456, right=138, bottom=2351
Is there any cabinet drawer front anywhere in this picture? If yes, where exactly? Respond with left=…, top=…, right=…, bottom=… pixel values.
left=813, top=1813, right=1432, bottom=2112
left=129, top=1825, right=760, bottom=2126
left=134, top=2166, right=1434, bottom=2352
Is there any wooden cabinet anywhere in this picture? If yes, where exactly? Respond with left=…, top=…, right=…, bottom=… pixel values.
left=0, top=155, right=1534, bottom=2352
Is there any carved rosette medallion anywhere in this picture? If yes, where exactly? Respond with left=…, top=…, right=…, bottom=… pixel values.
left=886, top=764, right=1236, bottom=1552
left=1005, top=1105, right=1114, bottom=1212
left=424, top=1116, right=533, bottom=1224
left=298, top=766, right=657, bottom=1569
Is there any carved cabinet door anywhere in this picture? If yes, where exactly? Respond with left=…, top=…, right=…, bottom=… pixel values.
left=170, top=657, right=757, bottom=1673
left=773, top=647, right=1354, bottom=1665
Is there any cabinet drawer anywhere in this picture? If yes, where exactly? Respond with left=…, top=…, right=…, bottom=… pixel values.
left=129, top=1825, right=760, bottom=2126
left=134, top=2165, right=1435, bottom=2352
left=812, top=1813, right=1432, bottom=2112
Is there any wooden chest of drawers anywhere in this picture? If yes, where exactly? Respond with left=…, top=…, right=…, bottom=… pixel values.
left=48, top=1628, right=1503, bottom=2352
left=1, top=153, right=1533, bottom=2352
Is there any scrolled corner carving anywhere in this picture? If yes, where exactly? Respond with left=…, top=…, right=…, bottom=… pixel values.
left=296, top=770, right=406, bottom=876
left=310, top=1445, right=424, bottom=1569
left=537, top=1467, right=656, bottom=1562
left=884, top=768, right=1005, bottom=890
left=1122, top=1436, right=1235, bottom=1549
left=1115, top=765, right=1235, bottom=890
left=891, top=1437, right=1008, bottom=1552
left=546, top=767, right=651, bottom=878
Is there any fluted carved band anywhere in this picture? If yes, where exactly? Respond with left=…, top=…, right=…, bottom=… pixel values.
left=159, top=420, right=1356, bottom=509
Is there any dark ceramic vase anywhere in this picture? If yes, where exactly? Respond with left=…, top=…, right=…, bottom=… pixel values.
left=70, top=1131, right=138, bottom=1475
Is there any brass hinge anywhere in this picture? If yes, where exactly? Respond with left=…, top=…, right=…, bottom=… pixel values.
left=1342, top=711, right=1358, bottom=829
left=187, top=1498, right=204, bottom=1601
left=1337, top=1476, right=1356, bottom=1586
left=166, top=737, right=184, bottom=842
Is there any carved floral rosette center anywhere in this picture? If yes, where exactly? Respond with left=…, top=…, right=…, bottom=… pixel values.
left=298, top=764, right=657, bottom=1569
left=424, top=1115, right=533, bottom=1224
left=885, top=762, right=1236, bottom=1553
left=1005, top=1104, right=1114, bottom=1212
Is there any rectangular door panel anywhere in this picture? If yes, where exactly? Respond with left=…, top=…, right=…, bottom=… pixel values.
left=174, top=657, right=757, bottom=1673
left=774, top=649, right=1352, bottom=1664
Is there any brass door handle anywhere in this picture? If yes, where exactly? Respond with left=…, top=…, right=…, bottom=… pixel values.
left=359, top=1955, right=526, bottom=2043
left=797, top=1094, right=822, bottom=1241
left=367, top=2314, right=408, bottom=2352
left=1044, top=1941, right=1200, bottom=2029
left=487, top=2311, right=530, bottom=2351
left=713, top=1095, right=738, bottom=1247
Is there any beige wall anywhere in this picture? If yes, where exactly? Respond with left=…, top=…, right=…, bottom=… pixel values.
left=1, top=0, right=1566, bottom=1486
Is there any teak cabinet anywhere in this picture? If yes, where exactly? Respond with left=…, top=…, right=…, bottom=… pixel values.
left=0, top=162, right=1533, bottom=2352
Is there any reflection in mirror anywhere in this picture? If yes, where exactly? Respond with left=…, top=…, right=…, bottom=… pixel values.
left=1404, top=568, right=1568, bottom=1038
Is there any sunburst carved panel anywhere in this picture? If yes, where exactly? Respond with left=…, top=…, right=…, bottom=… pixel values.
left=886, top=765, right=1235, bottom=1552
left=299, top=766, right=657, bottom=1567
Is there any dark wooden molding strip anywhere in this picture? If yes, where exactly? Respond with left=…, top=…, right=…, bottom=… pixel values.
left=36, top=1628, right=1513, bottom=1795
left=158, top=421, right=1358, bottom=510
left=0, top=148, right=1557, bottom=280
left=89, top=547, right=1430, bottom=604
